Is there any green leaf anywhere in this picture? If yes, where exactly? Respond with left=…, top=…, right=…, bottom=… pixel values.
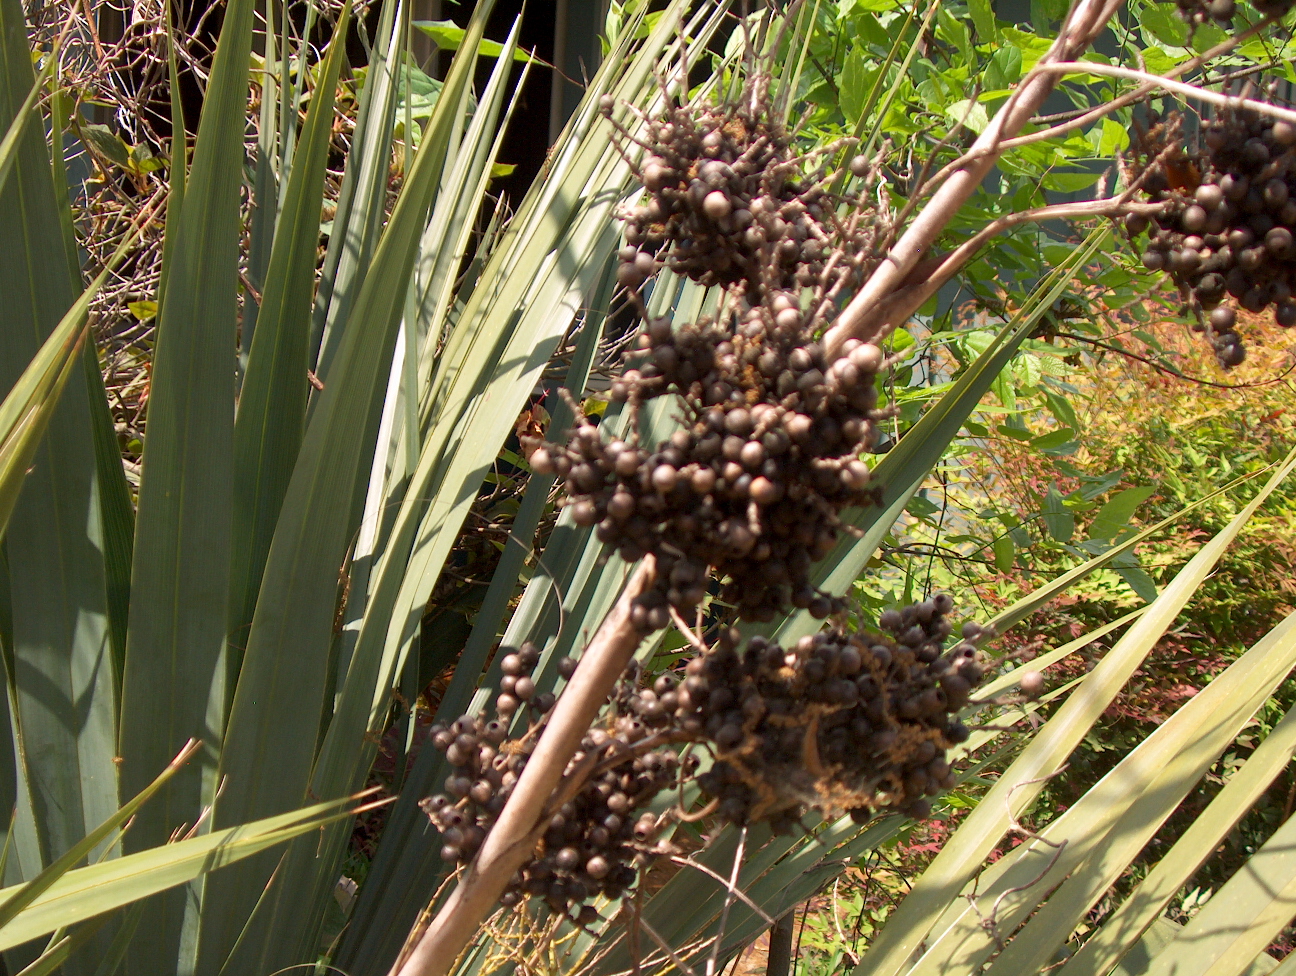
left=0, top=741, right=198, bottom=935
left=1097, top=116, right=1130, bottom=155
left=0, top=316, right=87, bottom=541
left=221, top=12, right=529, bottom=970
left=412, top=20, right=539, bottom=62
left=1140, top=3, right=1189, bottom=46
left=0, top=46, right=56, bottom=200
left=337, top=15, right=719, bottom=960
left=968, top=0, right=997, bottom=40
left=79, top=336, right=134, bottom=682
left=1042, top=171, right=1102, bottom=192
left=9, top=914, right=112, bottom=976
left=196, top=8, right=498, bottom=973
left=1041, top=485, right=1074, bottom=543
left=935, top=7, right=973, bottom=73
left=992, top=533, right=1015, bottom=571
left=0, top=18, right=123, bottom=976
left=1089, top=486, right=1157, bottom=541
left=0, top=792, right=369, bottom=952
left=1044, top=390, right=1078, bottom=429
left=1115, top=565, right=1159, bottom=603
left=941, top=609, right=1296, bottom=976
left=1032, top=427, right=1077, bottom=451
left=76, top=124, right=132, bottom=170
left=309, top=0, right=402, bottom=383
left=1137, top=797, right=1296, bottom=975
left=126, top=301, right=156, bottom=321
left=47, top=66, right=135, bottom=721
left=226, top=0, right=352, bottom=709
left=112, top=0, right=255, bottom=963
left=240, top=0, right=280, bottom=370
left=838, top=46, right=872, bottom=124
left=1059, top=699, right=1296, bottom=976
left=947, top=98, right=989, bottom=134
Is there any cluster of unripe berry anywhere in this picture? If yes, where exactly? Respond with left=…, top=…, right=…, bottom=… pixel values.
left=1133, top=105, right=1296, bottom=366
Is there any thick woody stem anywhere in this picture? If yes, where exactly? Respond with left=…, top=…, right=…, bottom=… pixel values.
left=822, top=0, right=1125, bottom=359
left=391, top=556, right=658, bottom=976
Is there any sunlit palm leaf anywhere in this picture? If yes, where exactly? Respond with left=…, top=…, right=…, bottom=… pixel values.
left=849, top=448, right=1296, bottom=976
left=0, top=6, right=127, bottom=971
left=193, top=7, right=496, bottom=973
left=113, top=0, right=256, bottom=966
left=1059, top=703, right=1296, bottom=976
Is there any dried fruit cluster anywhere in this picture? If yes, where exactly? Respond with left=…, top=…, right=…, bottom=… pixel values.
left=529, top=95, right=890, bottom=622
left=609, top=96, right=876, bottom=298
left=423, top=597, right=987, bottom=917
left=531, top=313, right=884, bottom=622
left=421, top=648, right=684, bottom=918
left=430, top=81, right=987, bottom=924
left=1132, top=105, right=1296, bottom=365
left=679, top=595, right=981, bottom=828
left=420, top=643, right=557, bottom=869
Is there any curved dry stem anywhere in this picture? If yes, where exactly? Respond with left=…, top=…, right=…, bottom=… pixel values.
left=705, top=825, right=749, bottom=976
left=862, top=197, right=1168, bottom=333
left=391, top=556, right=658, bottom=976
left=638, top=916, right=703, bottom=976
left=666, top=853, right=776, bottom=925
left=911, top=16, right=1275, bottom=209
left=821, top=0, right=1126, bottom=359
left=669, top=604, right=710, bottom=654
left=1038, top=60, right=1296, bottom=125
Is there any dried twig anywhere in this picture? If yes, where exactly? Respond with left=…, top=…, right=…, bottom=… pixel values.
left=1037, top=60, right=1296, bottom=124
left=667, top=853, right=775, bottom=925
left=706, top=825, right=749, bottom=976
left=637, top=916, right=703, bottom=976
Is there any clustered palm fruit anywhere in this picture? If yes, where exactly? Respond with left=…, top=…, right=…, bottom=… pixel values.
left=1131, top=102, right=1296, bottom=366
left=421, top=647, right=685, bottom=919
left=420, top=643, right=554, bottom=868
left=607, top=94, right=876, bottom=299
left=433, top=77, right=986, bottom=924
left=529, top=92, right=889, bottom=623
left=675, top=595, right=982, bottom=829
left=422, top=597, right=988, bottom=917
left=530, top=311, right=883, bottom=623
